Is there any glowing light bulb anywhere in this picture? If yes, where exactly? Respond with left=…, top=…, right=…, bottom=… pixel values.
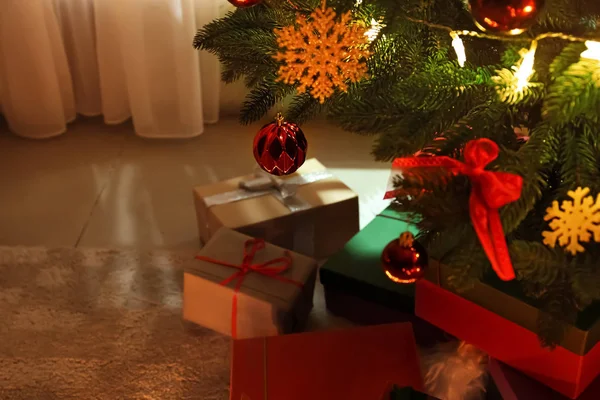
left=515, top=40, right=537, bottom=92
left=581, top=41, right=600, bottom=61
left=450, top=32, right=466, bottom=67
left=483, top=18, right=499, bottom=28
left=365, top=18, right=384, bottom=43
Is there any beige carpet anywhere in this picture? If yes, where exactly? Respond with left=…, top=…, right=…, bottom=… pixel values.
left=0, top=246, right=230, bottom=400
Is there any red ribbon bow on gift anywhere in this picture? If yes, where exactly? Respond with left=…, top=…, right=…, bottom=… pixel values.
left=391, top=138, right=523, bottom=281
left=195, top=238, right=303, bottom=338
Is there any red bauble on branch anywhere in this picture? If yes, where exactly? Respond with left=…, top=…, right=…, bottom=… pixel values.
left=228, top=0, right=261, bottom=7
left=468, top=0, right=546, bottom=35
left=390, top=139, right=523, bottom=281
left=253, top=114, right=308, bottom=176
left=381, top=232, right=428, bottom=284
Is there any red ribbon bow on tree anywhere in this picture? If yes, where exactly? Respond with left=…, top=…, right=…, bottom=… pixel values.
left=391, top=138, right=523, bottom=281
left=195, top=238, right=303, bottom=338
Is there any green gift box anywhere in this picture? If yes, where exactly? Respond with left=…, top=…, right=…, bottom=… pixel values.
left=319, top=205, right=419, bottom=323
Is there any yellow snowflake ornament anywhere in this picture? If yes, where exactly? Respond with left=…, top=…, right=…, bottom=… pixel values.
left=542, top=187, right=600, bottom=255
left=273, top=1, right=371, bottom=103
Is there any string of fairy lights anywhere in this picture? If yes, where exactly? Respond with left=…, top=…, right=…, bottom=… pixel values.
left=360, top=10, right=600, bottom=94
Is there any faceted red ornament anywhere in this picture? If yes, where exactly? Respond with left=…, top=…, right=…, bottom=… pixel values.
left=253, top=114, right=308, bottom=176
left=468, top=0, right=546, bottom=35
left=381, top=232, right=428, bottom=284
left=227, top=0, right=261, bottom=7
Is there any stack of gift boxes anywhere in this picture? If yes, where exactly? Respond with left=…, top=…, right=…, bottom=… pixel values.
left=184, top=158, right=600, bottom=399
left=184, top=158, right=430, bottom=399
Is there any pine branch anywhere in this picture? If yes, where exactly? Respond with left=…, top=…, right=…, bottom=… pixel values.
left=578, top=119, right=600, bottom=194
left=418, top=103, right=507, bottom=158
left=221, top=67, right=243, bottom=84
left=443, top=244, right=489, bottom=292
left=267, top=0, right=320, bottom=12
left=549, top=43, right=587, bottom=80
left=395, top=174, right=471, bottom=225
left=220, top=56, right=277, bottom=87
left=286, top=93, right=325, bottom=124
left=240, top=76, right=295, bottom=124
left=197, top=28, right=277, bottom=57
left=493, top=69, right=545, bottom=106
left=544, top=59, right=600, bottom=124
left=501, top=171, right=546, bottom=235
left=510, top=241, right=561, bottom=286
left=537, top=275, right=577, bottom=348
left=537, top=0, right=600, bottom=34
left=366, top=35, right=419, bottom=81
left=428, top=0, right=476, bottom=30
left=500, top=123, right=558, bottom=235
left=328, top=71, right=413, bottom=140
left=395, top=61, right=494, bottom=112
left=193, top=6, right=286, bottom=52
left=194, top=7, right=281, bottom=92
left=327, top=38, right=445, bottom=142
left=371, top=114, right=428, bottom=160
left=392, top=171, right=477, bottom=270
left=418, top=222, right=475, bottom=263
left=501, top=44, right=524, bottom=69
left=573, top=257, right=600, bottom=305
left=516, top=121, right=560, bottom=166
left=377, top=96, right=492, bottom=158
left=558, top=121, right=600, bottom=195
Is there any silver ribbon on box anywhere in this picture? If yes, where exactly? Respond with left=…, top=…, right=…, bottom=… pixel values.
left=204, top=167, right=333, bottom=213
left=203, top=167, right=333, bottom=256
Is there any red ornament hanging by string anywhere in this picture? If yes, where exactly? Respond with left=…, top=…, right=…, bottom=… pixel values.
left=381, top=232, right=428, bottom=284
left=468, top=0, right=546, bottom=35
left=227, top=0, right=261, bottom=7
left=390, top=139, right=522, bottom=281
left=253, top=113, right=308, bottom=176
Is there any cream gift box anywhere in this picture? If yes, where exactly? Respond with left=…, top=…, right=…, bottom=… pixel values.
left=192, top=158, right=359, bottom=259
left=183, top=227, right=318, bottom=339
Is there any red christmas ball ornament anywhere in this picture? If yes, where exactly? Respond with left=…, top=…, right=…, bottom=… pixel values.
left=381, top=232, right=428, bottom=284
left=468, top=0, right=546, bottom=35
left=253, top=113, right=308, bottom=176
left=227, top=0, right=261, bottom=7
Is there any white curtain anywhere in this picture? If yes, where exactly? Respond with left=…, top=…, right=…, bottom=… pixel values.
left=0, top=0, right=220, bottom=139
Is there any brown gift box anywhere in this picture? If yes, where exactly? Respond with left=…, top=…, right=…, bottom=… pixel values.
left=183, top=227, right=318, bottom=339
left=193, top=158, right=359, bottom=259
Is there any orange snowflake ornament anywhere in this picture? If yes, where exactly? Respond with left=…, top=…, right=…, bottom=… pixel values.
left=273, top=2, right=371, bottom=103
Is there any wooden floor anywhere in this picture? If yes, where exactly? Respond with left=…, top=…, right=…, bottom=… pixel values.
left=0, top=116, right=390, bottom=249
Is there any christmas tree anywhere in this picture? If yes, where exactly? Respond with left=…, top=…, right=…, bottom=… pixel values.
left=194, top=0, right=600, bottom=345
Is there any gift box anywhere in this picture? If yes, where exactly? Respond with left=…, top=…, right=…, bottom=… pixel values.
left=488, top=358, right=600, bottom=399
left=193, top=158, right=358, bottom=259
left=319, top=206, right=420, bottom=323
left=415, top=262, right=600, bottom=399
left=183, top=227, right=317, bottom=339
left=230, top=322, right=424, bottom=400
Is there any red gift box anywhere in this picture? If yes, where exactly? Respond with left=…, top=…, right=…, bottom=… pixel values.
left=416, top=277, right=600, bottom=399
left=489, top=358, right=600, bottom=399
left=230, top=323, right=424, bottom=400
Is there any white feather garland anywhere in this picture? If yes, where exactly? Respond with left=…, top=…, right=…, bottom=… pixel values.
left=421, top=341, right=489, bottom=400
